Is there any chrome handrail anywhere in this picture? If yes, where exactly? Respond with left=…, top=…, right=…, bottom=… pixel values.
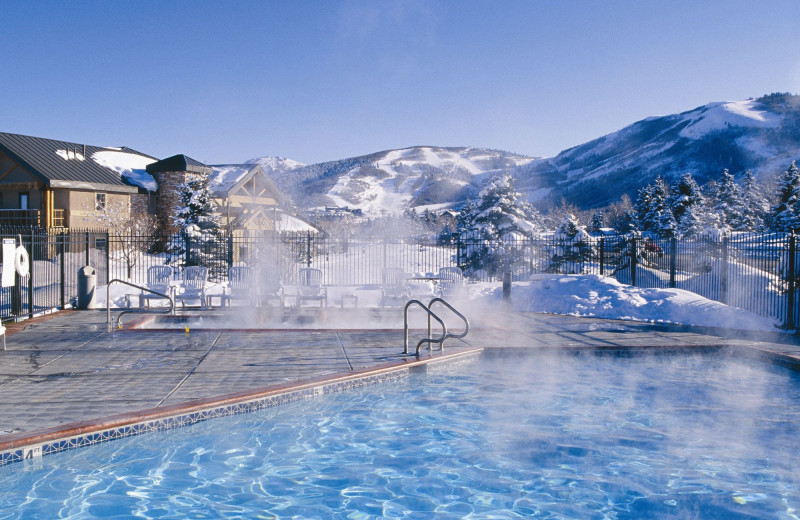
left=428, top=297, right=470, bottom=342
left=106, top=279, right=174, bottom=330
left=403, top=299, right=447, bottom=355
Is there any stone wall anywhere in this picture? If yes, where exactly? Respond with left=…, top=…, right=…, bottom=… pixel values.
left=151, top=170, right=188, bottom=234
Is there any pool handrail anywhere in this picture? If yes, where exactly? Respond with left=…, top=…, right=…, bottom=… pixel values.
left=428, top=297, right=470, bottom=342
left=106, top=279, right=174, bottom=330
left=404, top=299, right=448, bottom=355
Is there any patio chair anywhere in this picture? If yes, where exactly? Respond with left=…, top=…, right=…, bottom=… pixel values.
left=293, top=267, right=327, bottom=308
left=175, top=266, right=209, bottom=310
left=221, top=266, right=256, bottom=307
left=140, top=265, right=174, bottom=309
left=380, top=267, right=412, bottom=307
left=437, top=267, right=464, bottom=298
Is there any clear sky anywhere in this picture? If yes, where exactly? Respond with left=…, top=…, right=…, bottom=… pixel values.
left=2, top=0, right=798, bottom=165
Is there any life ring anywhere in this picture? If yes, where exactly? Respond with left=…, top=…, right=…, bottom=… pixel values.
left=14, top=246, right=29, bottom=277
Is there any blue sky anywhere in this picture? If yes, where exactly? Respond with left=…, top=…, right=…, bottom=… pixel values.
left=2, top=0, right=798, bottom=165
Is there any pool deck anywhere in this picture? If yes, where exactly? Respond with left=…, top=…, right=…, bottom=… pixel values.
left=1, top=308, right=800, bottom=457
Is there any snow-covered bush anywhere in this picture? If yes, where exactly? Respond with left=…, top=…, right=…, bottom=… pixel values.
left=548, top=214, right=597, bottom=273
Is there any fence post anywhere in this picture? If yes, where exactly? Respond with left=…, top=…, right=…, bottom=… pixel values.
left=630, top=237, right=637, bottom=286
left=227, top=232, right=234, bottom=268
left=788, top=233, right=796, bottom=330
left=599, top=237, right=605, bottom=276
left=105, top=231, right=110, bottom=285
left=85, top=230, right=90, bottom=267
left=27, top=229, right=34, bottom=319
left=60, top=232, right=66, bottom=309
left=184, top=232, right=191, bottom=266
left=720, top=236, right=728, bottom=305
left=306, top=232, right=312, bottom=267
left=669, top=236, right=677, bottom=288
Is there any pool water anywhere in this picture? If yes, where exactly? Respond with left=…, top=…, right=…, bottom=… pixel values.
left=1, top=349, right=799, bottom=519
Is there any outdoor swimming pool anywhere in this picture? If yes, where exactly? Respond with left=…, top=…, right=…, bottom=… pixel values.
left=1, top=348, right=798, bottom=519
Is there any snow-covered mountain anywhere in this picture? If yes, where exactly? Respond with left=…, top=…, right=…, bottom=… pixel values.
left=513, top=93, right=800, bottom=210
left=261, top=146, right=535, bottom=216
left=250, top=93, right=800, bottom=215
left=244, top=156, right=305, bottom=174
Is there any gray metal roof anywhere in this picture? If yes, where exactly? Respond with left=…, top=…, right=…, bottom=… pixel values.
left=146, top=154, right=212, bottom=175
left=0, top=132, right=157, bottom=192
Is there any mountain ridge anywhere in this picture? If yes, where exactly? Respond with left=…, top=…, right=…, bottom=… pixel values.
left=250, top=93, right=800, bottom=216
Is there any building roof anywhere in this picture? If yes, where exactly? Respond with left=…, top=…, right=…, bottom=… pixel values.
left=146, top=154, right=212, bottom=175
left=0, top=131, right=157, bottom=192
left=209, top=163, right=286, bottom=204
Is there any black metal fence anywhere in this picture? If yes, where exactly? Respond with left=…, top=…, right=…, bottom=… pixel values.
left=0, top=227, right=797, bottom=329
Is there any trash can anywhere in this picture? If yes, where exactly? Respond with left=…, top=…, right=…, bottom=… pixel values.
left=77, top=266, right=97, bottom=309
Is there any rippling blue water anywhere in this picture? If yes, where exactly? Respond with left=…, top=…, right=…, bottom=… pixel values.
left=1, top=349, right=799, bottom=519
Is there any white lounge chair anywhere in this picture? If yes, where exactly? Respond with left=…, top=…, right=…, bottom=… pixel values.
left=380, top=267, right=412, bottom=307
left=140, top=265, right=173, bottom=309
left=221, top=266, right=256, bottom=307
left=292, top=267, right=327, bottom=308
left=175, top=266, right=209, bottom=309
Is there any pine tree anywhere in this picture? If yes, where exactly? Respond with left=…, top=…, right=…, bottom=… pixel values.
left=548, top=213, right=596, bottom=273
left=170, top=173, right=224, bottom=277
left=712, top=169, right=742, bottom=231
left=738, top=170, right=768, bottom=231
left=458, top=172, right=543, bottom=274
left=769, top=161, right=800, bottom=233
left=636, top=177, right=674, bottom=236
left=590, top=212, right=605, bottom=234
left=671, top=172, right=708, bottom=238
left=461, top=172, right=543, bottom=240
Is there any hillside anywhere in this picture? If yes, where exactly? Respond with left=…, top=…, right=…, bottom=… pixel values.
left=514, top=93, right=800, bottom=209
left=250, top=93, right=800, bottom=215
left=262, top=146, right=535, bottom=216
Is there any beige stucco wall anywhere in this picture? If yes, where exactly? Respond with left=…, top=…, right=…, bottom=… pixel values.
left=66, top=190, right=132, bottom=228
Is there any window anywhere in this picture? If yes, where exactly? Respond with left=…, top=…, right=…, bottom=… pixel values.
left=95, top=193, right=106, bottom=211
left=19, top=192, right=28, bottom=210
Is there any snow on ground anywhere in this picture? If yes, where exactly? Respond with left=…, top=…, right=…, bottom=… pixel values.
left=98, top=273, right=781, bottom=333
left=461, top=274, right=781, bottom=332
left=679, top=100, right=781, bottom=139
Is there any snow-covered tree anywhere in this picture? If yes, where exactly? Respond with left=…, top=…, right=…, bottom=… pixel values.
left=671, top=172, right=709, bottom=238
left=769, top=161, right=800, bottom=233
left=711, top=169, right=743, bottom=232
left=548, top=213, right=596, bottom=273
left=461, top=172, right=543, bottom=238
left=635, top=177, right=674, bottom=236
left=458, top=172, right=543, bottom=275
left=170, top=173, right=224, bottom=278
left=590, top=211, right=605, bottom=234
left=737, top=170, right=769, bottom=231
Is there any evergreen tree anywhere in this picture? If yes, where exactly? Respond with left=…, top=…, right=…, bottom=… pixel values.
left=739, top=170, right=769, bottom=231
left=590, top=212, right=605, bottom=234
left=636, top=177, right=674, bottom=236
left=170, top=173, right=224, bottom=277
left=769, top=161, right=800, bottom=233
left=458, top=172, right=543, bottom=274
left=548, top=213, right=596, bottom=273
left=460, top=172, right=542, bottom=240
left=712, top=169, right=743, bottom=231
left=671, top=172, right=708, bottom=238
left=172, top=173, right=222, bottom=234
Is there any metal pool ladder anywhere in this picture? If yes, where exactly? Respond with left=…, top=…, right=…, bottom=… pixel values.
left=403, top=297, right=470, bottom=355
left=106, top=279, right=174, bottom=330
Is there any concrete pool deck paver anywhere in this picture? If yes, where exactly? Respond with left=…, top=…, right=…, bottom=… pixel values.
left=1, top=309, right=799, bottom=463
